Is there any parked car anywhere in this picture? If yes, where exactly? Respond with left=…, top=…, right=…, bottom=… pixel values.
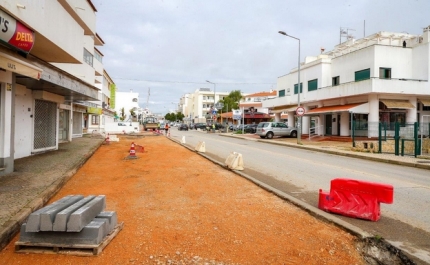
left=178, top=124, right=188, bottom=131
left=256, top=122, right=297, bottom=139
left=234, top=124, right=257, bottom=133
left=193, top=123, right=207, bottom=130
left=213, top=123, right=225, bottom=130
left=246, top=124, right=258, bottom=133
left=159, top=122, right=165, bottom=130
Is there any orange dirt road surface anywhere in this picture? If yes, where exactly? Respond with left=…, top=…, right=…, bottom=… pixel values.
left=0, top=136, right=366, bottom=265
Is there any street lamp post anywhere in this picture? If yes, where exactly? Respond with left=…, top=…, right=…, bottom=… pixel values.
left=206, top=80, right=216, bottom=123
left=278, top=31, right=302, bottom=144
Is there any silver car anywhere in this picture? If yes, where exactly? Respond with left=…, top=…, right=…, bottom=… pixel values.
left=256, top=122, right=298, bottom=139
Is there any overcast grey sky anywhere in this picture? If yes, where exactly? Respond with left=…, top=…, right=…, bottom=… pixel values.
left=92, top=0, right=430, bottom=115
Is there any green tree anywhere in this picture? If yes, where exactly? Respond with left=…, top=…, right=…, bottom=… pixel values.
left=220, top=90, right=242, bottom=112
left=176, top=112, right=185, bottom=121
left=165, top=112, right=177, bottom=122
left=129, top=108, right=136, bottom=120
left=120, top=107, right=126, bottom=121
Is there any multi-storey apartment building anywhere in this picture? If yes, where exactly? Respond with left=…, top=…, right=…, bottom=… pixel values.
left=264, top=27, right=430, bottom=138
left=180, top=88, right=230, bottom=123
left=0, top=1, right=110, bottom=176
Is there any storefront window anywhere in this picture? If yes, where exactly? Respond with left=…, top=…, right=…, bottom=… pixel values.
left=352, top=114, right=368, bottom=130
left=379, top=112, right=405, bottom=130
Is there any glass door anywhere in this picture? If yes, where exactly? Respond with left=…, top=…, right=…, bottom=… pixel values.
left=58, top=109, right=69, bottom=142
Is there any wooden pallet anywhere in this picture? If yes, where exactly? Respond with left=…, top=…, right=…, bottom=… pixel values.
left=15, top=222, right=124, bottom=256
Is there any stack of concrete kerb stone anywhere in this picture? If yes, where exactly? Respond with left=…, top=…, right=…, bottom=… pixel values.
left=16, top=195, right=122, bottom=255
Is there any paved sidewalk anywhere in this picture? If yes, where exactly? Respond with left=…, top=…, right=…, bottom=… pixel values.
left=0, top=136, right=103, bottom=250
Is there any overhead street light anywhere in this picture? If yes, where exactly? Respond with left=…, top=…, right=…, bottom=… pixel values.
left=205, top=80, right=216, bottom=108
left=206, top=80, right=217, bottom=123
left=278, top=31, right=302, bottom=144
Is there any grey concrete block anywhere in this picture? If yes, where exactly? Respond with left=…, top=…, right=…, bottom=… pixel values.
left=53, top=195, right=96, bottom=232
left=19, top=220, right=108, bottom=245
left=25, top=195, right=81, bottom=232
left=95, top=211, right=118, bottom=233
left=39, top=195, right=85, bottom=231
left=66, top=195, right=106, bottom=232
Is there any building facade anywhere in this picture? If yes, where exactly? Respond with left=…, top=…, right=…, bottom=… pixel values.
left=264, top=27, right=430, bottom=138
left=179, top=88, right=230, bottom=124
left=0, top=1, right=110, bottom=176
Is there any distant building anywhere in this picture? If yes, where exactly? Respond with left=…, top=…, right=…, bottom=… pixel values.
left=179, top=88, right=231, bottom=124
left=114, top=91, right=141, bottom=122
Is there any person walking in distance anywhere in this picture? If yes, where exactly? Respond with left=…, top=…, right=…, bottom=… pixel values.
left=165, top=123, right=169, bottom=136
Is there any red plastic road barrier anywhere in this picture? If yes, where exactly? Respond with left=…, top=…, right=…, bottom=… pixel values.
left=135, top=145, right=144, bottom=153
left=129, top=142, right=136, bottom=157
left=318, top=178, right=394, bottom=221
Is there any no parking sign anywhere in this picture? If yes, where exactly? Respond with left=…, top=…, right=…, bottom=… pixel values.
left=296, top=106, right=305, bottom=116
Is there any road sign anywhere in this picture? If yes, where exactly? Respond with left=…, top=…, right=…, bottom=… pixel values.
left=296, top=106, right=305, bottom=116
left=215, top=102, right=224, bottom=109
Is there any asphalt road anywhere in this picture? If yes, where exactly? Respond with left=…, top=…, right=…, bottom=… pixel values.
left=170, top=128, right=430, bottom=265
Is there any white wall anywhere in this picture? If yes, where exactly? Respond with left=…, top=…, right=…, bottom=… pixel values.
left=3, top=0, right=86, bottom=61
left=105, top=122, right=140, bottom=134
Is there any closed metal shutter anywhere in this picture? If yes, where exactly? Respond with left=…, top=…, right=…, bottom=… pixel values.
left=72, top=111, right=83, bottom=136
left=33, top=99, right=57, bottom=151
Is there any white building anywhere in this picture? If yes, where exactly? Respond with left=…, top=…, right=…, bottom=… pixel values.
left=179, top=88, right=230, bottom=123
left=264, top=27, right=430, bottom=138
left=114, top=91, right=141, bottom=122
left=0, top=1, right=110, bottom=176
left=86, top=69, right=116, bottom=135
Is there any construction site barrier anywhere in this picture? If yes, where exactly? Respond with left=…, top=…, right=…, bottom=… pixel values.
left=318, top=178, right=394, bottom=221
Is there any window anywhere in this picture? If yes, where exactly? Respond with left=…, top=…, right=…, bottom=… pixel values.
left=332, top=76, right=340, bottom=86
left=308, top=79, right=318, bottom=91
left=294, top=83, right=303, bottom=94
left=94, top=50, right=103, bottom=63
left=279, top=89, right=285, bottom=97
left=83, top=48, right=93, bottom=66
left=379, top=68, right=391, bottom=79
left=379, top=112, right=406, bottom=129
left=91, top=115, right=99, bottom=125
left=355, top=68, right=370, bottom=81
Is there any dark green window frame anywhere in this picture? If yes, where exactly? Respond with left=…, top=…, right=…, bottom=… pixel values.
left=294, top=83, right=303, bottom=94
left=355, top=68, right=370, bottom=81
left=379, top=67, right=391, bottom=79
left=308, top=79, right=318, bottom=91
left=279, top=89, right=285, bottom=97
left=332, top=76, right=339, bottom=86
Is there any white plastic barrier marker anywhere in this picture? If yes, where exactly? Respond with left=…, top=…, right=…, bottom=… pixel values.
left=225, top=152, right=244, bottom=170
left=225, top=152, right=236, bottom=167
left=195, top=141, right=206, bottom=152
left=181, top=136, right=186, bottom=144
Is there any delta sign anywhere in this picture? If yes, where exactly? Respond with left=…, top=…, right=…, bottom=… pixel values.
left=0, top=10, right=35, bottom=53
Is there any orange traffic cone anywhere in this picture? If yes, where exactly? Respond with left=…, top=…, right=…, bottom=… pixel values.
left=129, top=142, right=136, bottom=157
